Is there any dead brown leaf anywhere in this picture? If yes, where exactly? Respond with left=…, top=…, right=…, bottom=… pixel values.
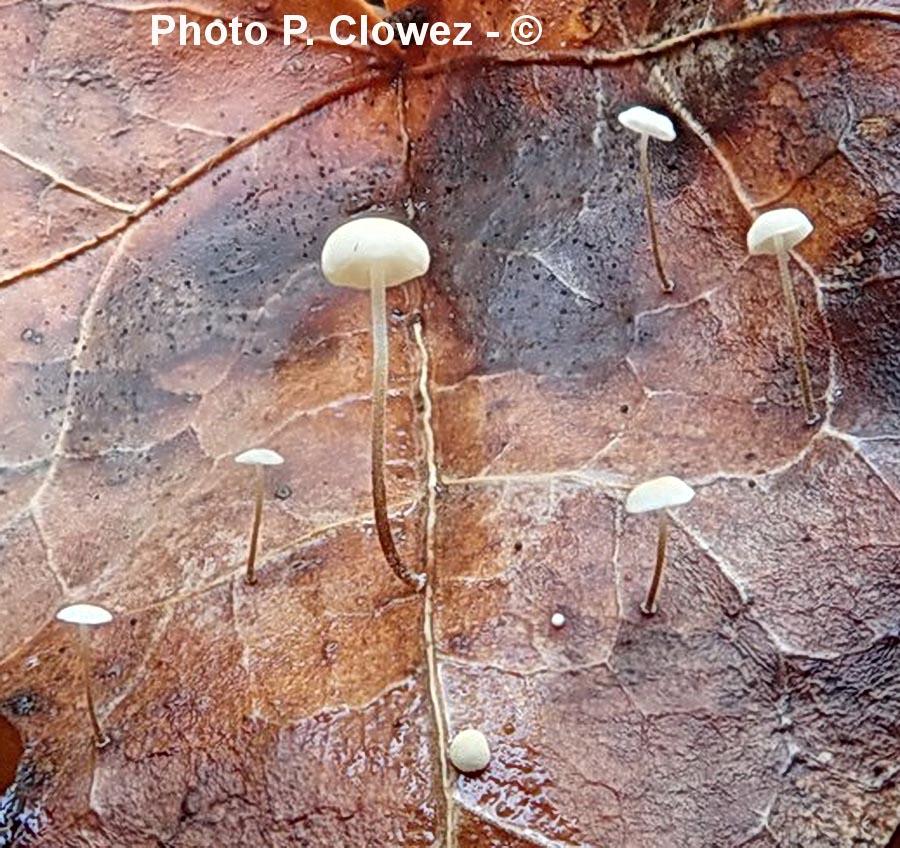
left=1, top=1, right=899, bottom=846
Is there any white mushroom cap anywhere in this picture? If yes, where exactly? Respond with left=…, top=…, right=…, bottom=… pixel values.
left=747, top=208, right=813, bottom=255
left=551, top=612, right=566, bottom=629
left=321, top=218, right=430, bottom=290
left=617, top=106, right=676, bottom=142
left=56, top=603, right=113, bottom=626
left=625, top=476, right=695, bottom=514
left=449, top=728, right=491, bottom=773
left=235, top=448, right=285, bottom=466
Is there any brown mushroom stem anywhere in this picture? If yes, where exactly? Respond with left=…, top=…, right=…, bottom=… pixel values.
left=775, top=240, right=818, bottom=425
left=641, top=511, right=669, bottom=616
left=639, top=133, right=674, bottom=294
left=77, top=625, right=109, bottom=749
left=370, top=273, right=425, bottom=589
left=245, top=465, right=265, bottom=585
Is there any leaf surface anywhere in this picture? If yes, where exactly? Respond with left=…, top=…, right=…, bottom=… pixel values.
left=1, top=2, right=898, bottom=846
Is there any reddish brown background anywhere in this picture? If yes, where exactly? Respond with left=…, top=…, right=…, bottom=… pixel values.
left=1, top=1, right=899, bottom=846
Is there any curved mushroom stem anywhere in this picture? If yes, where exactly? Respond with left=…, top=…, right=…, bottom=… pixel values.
left=77, top=625, right=109, bottom=749
left=774, top=237, right=818, bottom=425
left=370, top=272, right=425, bottom=589
left=639, top=133, right=674, bottom=294
left=245, top=466, right=265, bottom=585
left=641, top=511, right=669, bottom=616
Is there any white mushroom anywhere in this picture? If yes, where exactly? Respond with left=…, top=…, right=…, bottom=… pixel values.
left=747, top=208, right=818, bottom=425
left=551, top=612, right=567, bottom=629
left=625, top=476, right=695, bottom=615
left=55, top=603, right=114, bottom=748
left=235, top=448, right=286, bottom=467
left=618, top=105, right=677, bottom=293
left=618, top=106, right=676, bottom=142
left=234, top=448, right=284, bottom=585
left=321, top=217, right=430, bottom=589
left=56, top=603, right=114, bottom=626
left=449, top=728, right=491, bottom=773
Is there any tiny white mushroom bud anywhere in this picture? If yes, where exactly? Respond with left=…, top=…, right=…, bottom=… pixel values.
left=449, top=728, right=491, bottom=773
left=625, top=476, right=696, bottom=616
left=551, top=612, right=566, bottom=629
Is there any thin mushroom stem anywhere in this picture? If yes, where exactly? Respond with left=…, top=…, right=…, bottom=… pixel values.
left=774, top=236, right=818, bottom=425
left=639, top=133, right=674, bottom=294
left=245, top=465, right=265, bottom=585
left=77, top=625, right=109, bottom=748
left=370, top=271, right=425, bottom=589
left=641, top=511, right=669, bottom=616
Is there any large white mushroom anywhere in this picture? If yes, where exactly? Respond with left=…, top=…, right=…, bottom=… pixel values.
left=321, top=217, right=430, bottom=589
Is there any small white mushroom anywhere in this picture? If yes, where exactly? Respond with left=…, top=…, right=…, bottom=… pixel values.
left=551, top=612, right=567, bottom=629
left=618, top=106, right=676, bottom=142
left=235, top=448, right=286, bottom=467
left=747, top=208, right=818, bottom=425
left=625, top=476, right=695, bottom=615
left=321, top=217, right=431, bottom=589
left=235, top=448, right=284, bottom=585
left=56, top=603, right=114, bottom=626
left=618, top=105, right=677, bottom=293
left=55, top=603, right=114, bottom=748
left=449, top=728, right=491, bottom=773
